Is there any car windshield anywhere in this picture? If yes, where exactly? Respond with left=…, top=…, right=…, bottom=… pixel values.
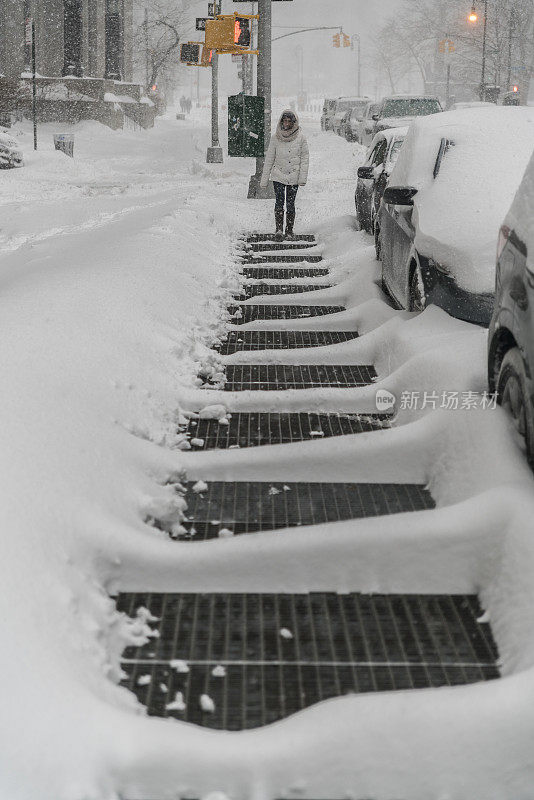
left=350, top=101, right=369, bottom=116
left=381, top=99, right=441, bottom=118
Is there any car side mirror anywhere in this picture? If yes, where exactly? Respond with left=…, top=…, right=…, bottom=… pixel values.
left=383, top=186, right=418, bottom=206
left=372, top=114, right=379, bottom=121
left=357, top=166, right=374, bottom=179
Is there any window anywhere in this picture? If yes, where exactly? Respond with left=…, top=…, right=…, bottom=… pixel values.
left=372, top=139, right=388, bottom=165
left=388, top=138, right=405, bottom=165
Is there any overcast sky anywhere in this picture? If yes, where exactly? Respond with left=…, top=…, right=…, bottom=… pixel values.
left=188, top=0, right=400, bottom=102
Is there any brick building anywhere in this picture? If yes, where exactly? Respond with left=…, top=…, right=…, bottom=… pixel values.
left=0, top=0, right=154, bottom=128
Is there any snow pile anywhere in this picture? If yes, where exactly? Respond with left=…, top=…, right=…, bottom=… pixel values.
left=390, top=106, right=534, bottom=292
left=1, top=110, right=534, bottom=800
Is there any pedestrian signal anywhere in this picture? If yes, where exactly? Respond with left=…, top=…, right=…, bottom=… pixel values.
left=342, top=34, right=351, bottom=47
left=235, top=17, right=251, bottom=48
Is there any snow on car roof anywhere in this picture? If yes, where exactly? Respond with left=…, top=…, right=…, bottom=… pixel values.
left=389, top=106, right=534, bottom=293
left=369, top=126, right=409, bottom=147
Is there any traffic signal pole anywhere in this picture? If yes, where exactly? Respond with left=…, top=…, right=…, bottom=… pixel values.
left=248, top=0, right=274, bottom=199
left=207, top=50, right=223, bottom=163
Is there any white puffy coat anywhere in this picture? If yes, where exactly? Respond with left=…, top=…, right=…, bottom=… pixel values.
left=260, top=131, right=310, bottom=188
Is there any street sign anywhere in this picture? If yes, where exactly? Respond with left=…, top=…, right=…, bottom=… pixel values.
left=180, top=43, right=201, bottom=64
left=231, top=54, right=243, bottom=63
left=196, top=18, right=208, bottom=31
left=208, top=1, right=221, bottom=16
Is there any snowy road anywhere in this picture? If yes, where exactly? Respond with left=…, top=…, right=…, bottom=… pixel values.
left=1, top=112, right=534, bottom=799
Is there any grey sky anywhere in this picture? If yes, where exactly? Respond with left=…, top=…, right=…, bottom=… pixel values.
left=189, top=0, right=400, bottom=101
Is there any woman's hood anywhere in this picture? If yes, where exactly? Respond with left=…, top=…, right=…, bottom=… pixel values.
left=276, top=110, right=300, bottom=140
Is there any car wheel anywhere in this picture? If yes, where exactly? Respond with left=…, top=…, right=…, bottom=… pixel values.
left=409, top=264, right=425, bottom=312
left=497, top=347, right=534, bottom=462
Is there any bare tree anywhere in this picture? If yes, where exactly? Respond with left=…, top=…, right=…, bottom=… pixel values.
left=134, top=0, right=196, bottom=91
left=373, top=0, right=534, bottom=104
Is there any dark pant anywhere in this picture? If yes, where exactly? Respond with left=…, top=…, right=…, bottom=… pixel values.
left=273, top=182, right=299, bottom=214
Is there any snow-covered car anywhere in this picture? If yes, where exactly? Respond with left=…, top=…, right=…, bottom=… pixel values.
left=377, top=106, right=534, bottom=325
left=355, top=127, right=408, bottom=234
left=321, top=98, right=337, bottom=131
left=372, top=95, right=442, bottom=138
left=343, top=99, right=371, bottom=142
left=450, top=101, right=495, bottom=110
left=331, top=97, right=367, bottom=136
left=488, top=149, right=534, bottom=461
left=358, top=102, right=382, bottom=147
left=0, top=128, right=23, bottom=169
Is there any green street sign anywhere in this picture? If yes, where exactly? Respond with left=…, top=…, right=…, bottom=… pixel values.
left=228, top=94, right=265, bottom=158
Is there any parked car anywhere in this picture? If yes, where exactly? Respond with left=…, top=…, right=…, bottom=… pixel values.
left=339, top=109, right=353, bottom=140
left=331, top=97, right=368, bottom=136
left=370, top=95, right=442, bottom=140
left=488, top=149, right=534, bottom=461
left=0, top=128, right=23, bottom=169
left=355, top=127, right=408, bottom=234
left=321, top=98, right=337, bottom=131
left=377, top=107, right=534, bottom=324
left=359, top=102, right=382, bottom=147
left=343, top=99, right=371, bottom=141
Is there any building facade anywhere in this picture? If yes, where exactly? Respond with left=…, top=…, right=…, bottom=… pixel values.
left=0, top=0, right=133, bottom=82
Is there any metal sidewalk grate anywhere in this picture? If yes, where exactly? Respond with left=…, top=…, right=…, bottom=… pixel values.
left=243, top=255, right=324, bottom=265
left=182, top=412, right=391, bottom=450
left=218, top=330, right=359, bottom=354
left=175, top=480, right=433, bottom=540
left=243, top=267, right=329, bottom=279
left=229, top=305, right=345, bottom=324
left=222, top=364, right=376, bottom=390
left=247, top=234, right=316, bottom=243
left=239, top=284, right=331, bottom=299
left=117, top=591, right=499, bottom=731
left=246, top=242, right=318, bottom=253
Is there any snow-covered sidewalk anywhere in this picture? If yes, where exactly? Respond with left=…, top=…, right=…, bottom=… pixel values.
left=1, top=113, right=534, bottom=800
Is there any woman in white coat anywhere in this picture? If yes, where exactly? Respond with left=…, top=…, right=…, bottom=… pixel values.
left=260, top=110, right=310, bottom=241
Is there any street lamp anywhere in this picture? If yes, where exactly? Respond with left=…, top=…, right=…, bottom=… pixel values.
left=468, top=0, right=489, bottom=101
left=351, top=33, right=361, bottom=96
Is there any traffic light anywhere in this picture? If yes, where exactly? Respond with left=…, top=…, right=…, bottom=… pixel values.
left=201, top=46, right=213, bottom=67
left=235, top=17, right=251, bottom=48
left=333, top=33, right=341, bottom=48
left=513, top=84, right=519, bottom=93
left=205, top=13, right=258, bottom=53
left=342, top=33, right=351, bottom=47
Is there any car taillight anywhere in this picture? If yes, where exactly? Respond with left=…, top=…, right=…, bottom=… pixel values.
left=497, top=224, right=511, bottom=260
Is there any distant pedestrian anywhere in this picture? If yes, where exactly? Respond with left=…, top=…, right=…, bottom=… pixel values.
left=260, top=110, right=309, bottom=241
left=180, top=95, right=186, bottom=113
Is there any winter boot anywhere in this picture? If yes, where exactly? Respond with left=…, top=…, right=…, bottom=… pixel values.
left=285, top=210, right=296, bottom=241
left=275, top=209, right=285, bottom=241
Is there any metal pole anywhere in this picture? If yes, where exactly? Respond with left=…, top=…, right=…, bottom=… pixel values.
left=481, top=0, right=488, bottom=99
left=31, top=20, right=37, bottom=151
left=144, top=8, right=150, bottom=88
left=248, top=0, right=274, bottom=199
left=207, top=51, right=223, bottom=163
left=357, top=36, right=361, bottom=95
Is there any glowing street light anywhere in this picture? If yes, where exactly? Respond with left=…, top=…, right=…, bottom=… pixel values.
left=468, top=1, right=489, bottom=101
